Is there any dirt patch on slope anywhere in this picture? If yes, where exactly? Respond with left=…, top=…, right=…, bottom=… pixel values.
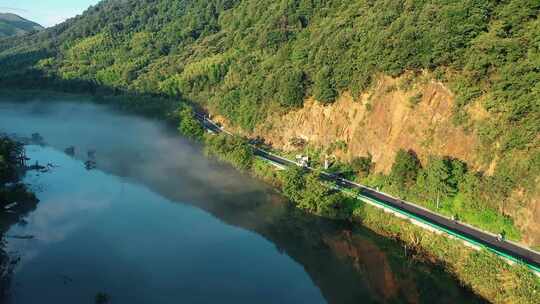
left=512, top=183, right=540, bottom=247
left=256, top=76, right=482, bottom=173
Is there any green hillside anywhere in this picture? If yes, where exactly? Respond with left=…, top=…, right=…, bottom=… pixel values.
left=0, top=0, right=538, bottom=240
left=0, top=13, right=43, bottom=38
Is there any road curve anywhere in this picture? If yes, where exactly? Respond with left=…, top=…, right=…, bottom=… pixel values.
left=195, top=113, right=540, bottom=272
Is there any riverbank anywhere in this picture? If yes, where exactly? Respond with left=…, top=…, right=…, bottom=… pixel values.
left=203, top=132, right=540, bottom=304
left=0, top=136, right=38, bottom=299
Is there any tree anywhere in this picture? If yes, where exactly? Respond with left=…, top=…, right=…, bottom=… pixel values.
left=177, top=105, right=204, bottom=140
left=277, top=67, right=305, bottom=108
left=280, top=166, right=306, bottom=203
left=317, top=192, right=350, bottom=219
left=298, top=171, right=328, bottom=212
left=389, top=149, right=420, bottom=190
left=459, top=172, right=483, bottom=209
left=226, top=136, right=255, bottom=170
left=279, top=168, right=350, bottom=218
left=204, top=134, right=254, bottom=170
left=417, top=156, right=455, bottom=208
left=448, top=158, right=467, bottom=190
left=351, top=155, right=373, bottom=178
left=313, top=66, right=337, bottom=103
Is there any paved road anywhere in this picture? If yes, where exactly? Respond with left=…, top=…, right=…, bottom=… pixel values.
left=196, top=113, right=540, bottom=271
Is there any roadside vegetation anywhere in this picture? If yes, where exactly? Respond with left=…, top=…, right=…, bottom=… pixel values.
left=345, top=149, right=519, bottom=240
left=204, top=133, right=254, bottom=170
left=279, top=166, right=353, bottom=219
left=274, top=143, right=523, bottom=240
left=174, top=104, right=205, bottom=141
left=358, top=203, right=540, bottom=304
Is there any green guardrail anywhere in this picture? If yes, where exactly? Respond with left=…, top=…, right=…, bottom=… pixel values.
left=337, top=186, right=540, bottom=274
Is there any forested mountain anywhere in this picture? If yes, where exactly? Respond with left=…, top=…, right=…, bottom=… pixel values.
left=0, top=1, right=539, bottom=244
left=0, top=13, right=43, bottom=38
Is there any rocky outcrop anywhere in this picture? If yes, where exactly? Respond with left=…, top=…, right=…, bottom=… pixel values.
left=256, top=75, right=481, bottom=174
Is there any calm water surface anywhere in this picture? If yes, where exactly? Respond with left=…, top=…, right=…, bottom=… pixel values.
left=0, top=97, right=485, bottom=303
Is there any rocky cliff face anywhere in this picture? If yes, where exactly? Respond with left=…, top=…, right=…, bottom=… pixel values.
left=256, top=75, right=481, bottom=174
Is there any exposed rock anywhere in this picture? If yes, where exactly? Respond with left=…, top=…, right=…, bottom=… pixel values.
left=257, top=75, right=481, bottom=174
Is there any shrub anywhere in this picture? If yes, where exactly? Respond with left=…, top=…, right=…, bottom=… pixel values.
left=204, top=134, right=254, bottom=170
left=313, top=66, right=337, bottom=103
left=408, top=92, right=423, bottom=107
left=277, top=67, right=305, bottom=108
left=389, top=149, right=421, bottom=190
left=176, top=105, right=204, bottom=140
left=351, top=155, right=373, bottom=178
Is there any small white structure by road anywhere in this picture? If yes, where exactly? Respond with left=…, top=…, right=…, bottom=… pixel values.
left=295, top=155, right=309, bottom=167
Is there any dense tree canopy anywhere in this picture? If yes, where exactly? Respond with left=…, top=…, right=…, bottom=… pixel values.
left=0, top=0, right=538, bottom=134
left=175, top=104, right=205, bottom=140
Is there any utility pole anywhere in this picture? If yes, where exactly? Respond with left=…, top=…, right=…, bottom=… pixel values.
left=324, top=154, right=329, bottom=170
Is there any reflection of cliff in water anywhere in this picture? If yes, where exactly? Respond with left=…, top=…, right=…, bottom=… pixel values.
left=194, top=190, right=485, bottom=304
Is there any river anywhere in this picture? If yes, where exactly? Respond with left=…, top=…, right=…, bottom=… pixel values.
left=0, top=96, right=485, bottom=303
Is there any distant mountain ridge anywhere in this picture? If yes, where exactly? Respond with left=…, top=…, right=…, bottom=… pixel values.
left=0, top=13, right=43, bottom=38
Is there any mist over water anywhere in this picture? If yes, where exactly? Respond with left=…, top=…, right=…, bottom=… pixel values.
left=0, top=100, right=260, bottom=202
left=0, top=96, right=485, bottom=303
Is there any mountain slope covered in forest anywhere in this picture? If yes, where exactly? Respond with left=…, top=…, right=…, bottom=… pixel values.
left=0, top=0, right=538, bottom=245
left=0, top=13, right=43, bottom=38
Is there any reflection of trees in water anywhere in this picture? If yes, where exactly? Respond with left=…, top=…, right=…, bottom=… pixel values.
left=0, top=197, right=38, bottom=301
left=0, top=137, right=39, bottom=301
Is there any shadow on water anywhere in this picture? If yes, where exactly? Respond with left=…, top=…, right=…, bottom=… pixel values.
left=0, top=97, right=487, bottom=303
